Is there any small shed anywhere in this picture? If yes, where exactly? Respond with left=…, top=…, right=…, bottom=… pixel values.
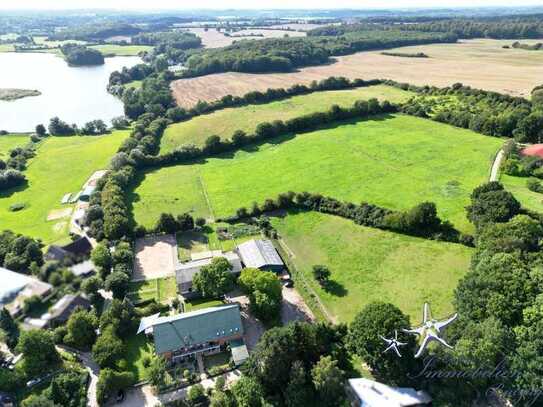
left=236, top=239, right=284, bottom=272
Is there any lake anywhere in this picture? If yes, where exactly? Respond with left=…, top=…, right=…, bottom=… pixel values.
left=0, top=52, right=141, bottom=132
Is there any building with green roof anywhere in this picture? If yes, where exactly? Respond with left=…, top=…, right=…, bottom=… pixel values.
left=148, top=304, right=247, bottom=364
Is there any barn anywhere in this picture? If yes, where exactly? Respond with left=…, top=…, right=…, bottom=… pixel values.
left=236, top=239, right=284, bottom=273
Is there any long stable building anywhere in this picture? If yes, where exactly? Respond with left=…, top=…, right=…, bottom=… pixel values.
left=142, top=304, right=248, bottom=365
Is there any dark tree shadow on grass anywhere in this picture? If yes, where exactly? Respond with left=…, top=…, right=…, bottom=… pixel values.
left=322, top=280, right=348, bottom=297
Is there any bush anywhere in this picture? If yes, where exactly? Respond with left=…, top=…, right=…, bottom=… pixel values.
left=9, top=202, right=25, bottom=212
left=527, top=178, right=543, bottom=193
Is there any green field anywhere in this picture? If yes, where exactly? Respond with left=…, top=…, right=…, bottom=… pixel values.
left=272, top=211, right=472, bottom=322
left=0, top=131, right=129, bottom=244
left=133, top=114, right=501, bottom=232
left=160, top=85, right=413, bottom=153
left=0, top=134, right=29, bottom=158
left=89, top=44, right=152, bottom=56
left=501, top=174, right=543, bottom=213
left=128, top=277, right=177, bottom=304
left=177, top=224, right=261, bottom=261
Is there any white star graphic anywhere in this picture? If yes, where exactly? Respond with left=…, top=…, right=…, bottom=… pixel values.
left=403, top=303, right=457, bottom=358
left=380, top=330, right=407, bottom=357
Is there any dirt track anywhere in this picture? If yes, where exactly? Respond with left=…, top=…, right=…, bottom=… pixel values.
left=171, top=39, right=543, bottom=108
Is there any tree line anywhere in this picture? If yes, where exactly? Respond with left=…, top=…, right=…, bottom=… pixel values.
left=219, top=191, right=469, bottom=245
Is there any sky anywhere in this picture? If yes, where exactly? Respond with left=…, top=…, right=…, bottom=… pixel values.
left=1, top=0, right=543, bottom=10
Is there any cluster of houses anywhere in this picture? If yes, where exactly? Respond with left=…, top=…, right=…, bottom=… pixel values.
left=0, top=235, right=95, bottom=329
left=136, top=238, right=286, bottom=368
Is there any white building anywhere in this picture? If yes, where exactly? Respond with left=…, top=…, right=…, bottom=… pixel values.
left=347, top=378, right=432, bottom=407
left=175, top=250, right=242, bottom=299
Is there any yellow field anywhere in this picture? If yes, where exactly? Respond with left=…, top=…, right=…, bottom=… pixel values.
left=171, top=39, right=543, bottom=108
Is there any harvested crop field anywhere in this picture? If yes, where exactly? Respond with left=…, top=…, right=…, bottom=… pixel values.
left=132, top=114, right=502, bottom=233
left=171, top=39, right=543, bottom=108
left=160, top=85, right=413, bottom=152
left=187, top=27, right=305, bottom=48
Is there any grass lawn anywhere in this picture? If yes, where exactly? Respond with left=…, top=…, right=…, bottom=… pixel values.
left=0, top=130, right=129, bottom=244
left=272, top=211, right=473, bottom=323
left=501, top=174, right=543, bottom=213
left=177, top=224, right=261, bottom=261
left=133, top=114, right=501, bottom=233
left=0, top=134, right=29, bottom=158
left=123, top=80, right=143, bottom=90
left=128, top=276, right=177, bottom=304
left=89, top=44, right=152, bottom=56
left=203, top=352, right=231, bottom=371
left=125, top=333, right=155, bottom=381
left=160, top=84, right=413, bottom=153
left=184, top=298, right=225, bottom=312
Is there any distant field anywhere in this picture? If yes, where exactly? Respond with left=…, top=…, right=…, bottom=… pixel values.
left=171, top=39, right=543, bottom=108
left=272, top=211, right=472, bottom=322
left=187, top=27, right=305, bottom=48
left=0, top=130, right=129, bottom=244
left=161, top=85, right=413, bottom=152
left=132, top=115, right=501, bottom=232
left=89, top=44, right=152, bottom=56
left=501, top=174, right=543, bottom=213
left=0, top=134, right=29, bottom=158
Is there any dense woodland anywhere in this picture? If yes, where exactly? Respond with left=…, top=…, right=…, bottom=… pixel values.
left=60, top=44, right=104, bottom=66
left=399, top=15, right=543, bottom=39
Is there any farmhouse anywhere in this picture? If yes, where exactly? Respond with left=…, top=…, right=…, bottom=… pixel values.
left=236, top=239, right=284, bottom=272
left=45, top=236, right=93, bottom=262
left=175, top=250, right=242, bottom=299
left=42, top=294, right=91, bottom=327
left=0, top=267, right=52, bottom=317
left=346, top=378, right=432, bottom=407
left=145, top=305, right=247, bottom=365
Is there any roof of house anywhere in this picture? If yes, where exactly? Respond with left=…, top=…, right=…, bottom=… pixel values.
left=522, top=144, right=543, bottom=159
left=70, top=260, right=96, bottom=277
left=0, top=267, right=34, bottom=305
left=236, top=239, right=284, bottom=269
left=175, top=251, right=242, bottom=286
left=348, top=378, right=432, bottom=407
left=63, top=236, right=93, bottom=257
left=230, top=338, right=249, bottom=365
left=42, top=294, right=91, bottom=323
left=46, top=245, right=70, bottom=261
left=0, top=267, right=52, bottom=308
left=152, top=305, right=244, bottom=354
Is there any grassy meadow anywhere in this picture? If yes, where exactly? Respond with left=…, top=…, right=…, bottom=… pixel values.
left=89, top=44, right=152, bottom=56
left=161, top=85, right=412, bottom=152
left=133, top=114, right=501, bottom=232
left=0, top=130, right=129, bottom=244
left=272, top=211, right=472, bottom=323
left=0, top=134, right=29, bottom=158
left=501, top=174, right=543, bottom=213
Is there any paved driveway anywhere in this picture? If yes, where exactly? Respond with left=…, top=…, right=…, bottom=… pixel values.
left=281, top=285, right=315, bottom=324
